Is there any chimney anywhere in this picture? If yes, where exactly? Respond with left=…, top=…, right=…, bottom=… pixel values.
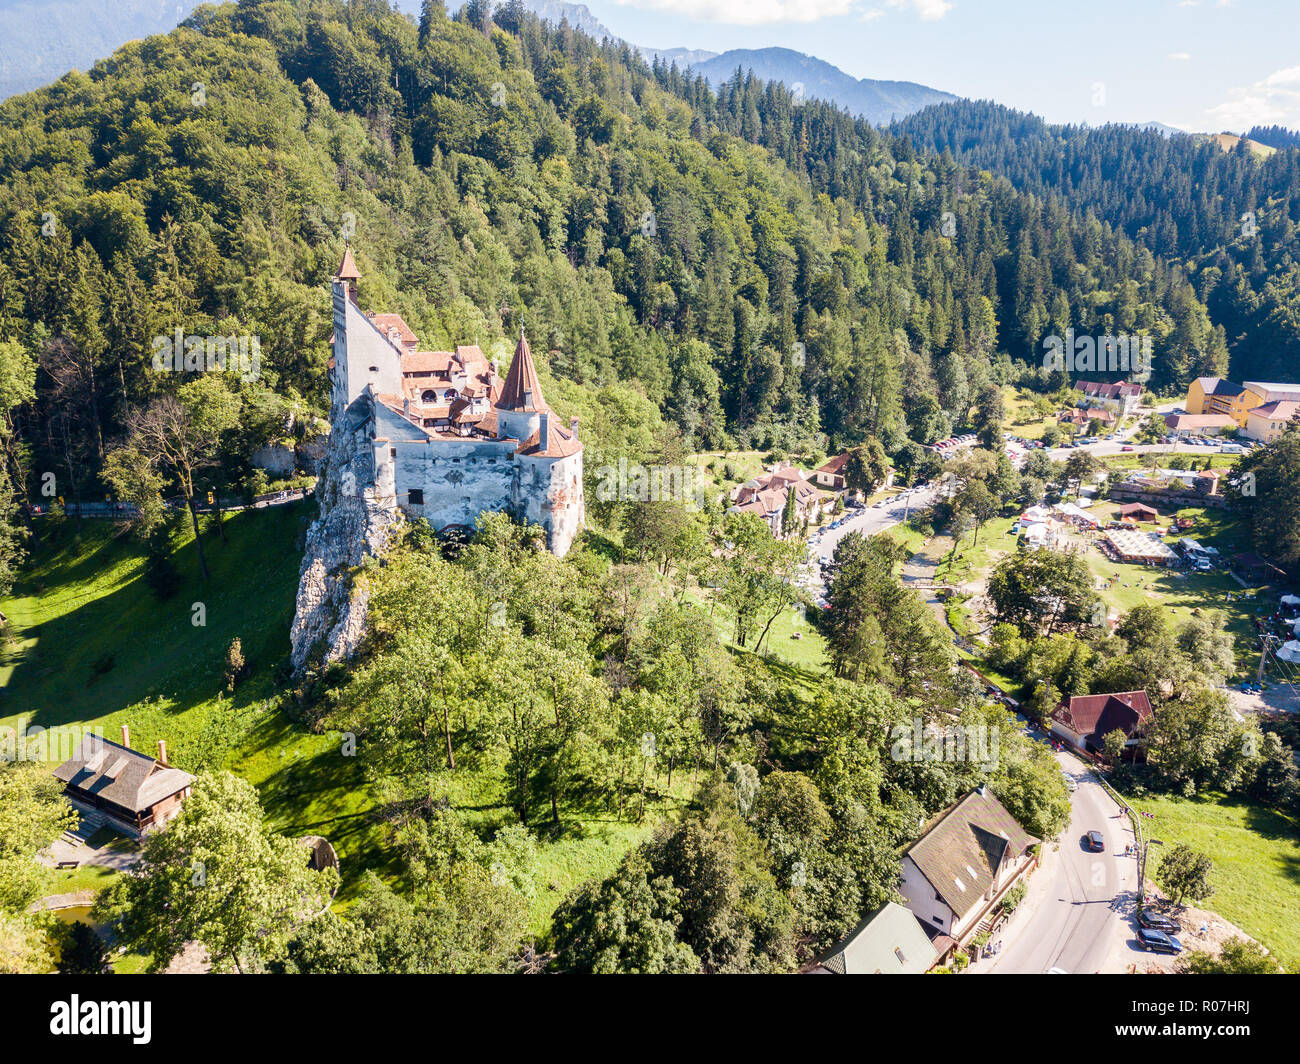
left=978, top=783, right=988, bottom=798
left=570, top=416, right=579, bottom=441
left=539, top=412, right=550, bottom=453
left=157, top=739, right=168, bottom=766
left=121, top=724, right=130, bottom=749
left=403, top=397, right=411, bottom=418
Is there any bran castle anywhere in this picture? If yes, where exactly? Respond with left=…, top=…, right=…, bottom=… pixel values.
left=289, top=249, right=584, bottom=672
left=328, top=247, right=585, bottom=554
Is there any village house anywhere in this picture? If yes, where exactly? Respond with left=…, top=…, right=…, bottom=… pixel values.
left=1163, top=412, right=1238, bottom=437
left=729, top=462, right=827, bottom=535
left=1049, top=690, right=1153, bottom=759
left=1059, top=406, right=1116, bottom=430
left=1244, top=399, right=1299, bottom=443
left=812, top=453, right=849, bottom=491
left=1075, top=380, right=1142, bottom=417
left=808, top=902, right=938, bottom=974
left=897, top=786, right=1038, bottom=957
left=327, top=247, right=584, bottom=555
left=53, top=727, right=194, bottom=838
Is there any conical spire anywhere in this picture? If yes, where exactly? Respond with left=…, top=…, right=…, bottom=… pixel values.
left=496, top=327, right=547, bottom=412
left=336, top=243, right=360, bottom=281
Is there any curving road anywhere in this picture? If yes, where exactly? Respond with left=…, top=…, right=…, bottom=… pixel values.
left=976, top=749, right=1138, bottom=974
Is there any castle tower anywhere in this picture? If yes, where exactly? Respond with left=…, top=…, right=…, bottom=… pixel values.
left=336, top=244, right=360, bottom=303
left=495, top=328, right=547, bottom=444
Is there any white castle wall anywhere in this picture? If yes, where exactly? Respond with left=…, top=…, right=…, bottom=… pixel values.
left=516, top=450, right=585, bottom=556
left=332, top=283, right=402, bottom=414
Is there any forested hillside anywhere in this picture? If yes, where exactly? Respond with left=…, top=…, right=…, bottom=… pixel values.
left=895, top=100, right=1300, bottom=382
left=2, top=0, right=1299, bottom=978
left=0, top=0, right=1241, bottom=543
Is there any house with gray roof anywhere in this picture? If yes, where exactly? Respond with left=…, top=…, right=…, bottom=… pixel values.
left=53, top=726, right=194, bottom=837
left=897, top=786, right=1038, bottom=950
left=809, top=902, right=938, bottom=974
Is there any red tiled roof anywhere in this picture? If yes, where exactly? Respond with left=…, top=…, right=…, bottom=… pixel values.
left=497, top=331, right=548, bottom=413
left=336, top=246, right=360, bottom=280
left=367, top=312, right=417, bottom=347
left=1077, top=380, right=1142, bottom=399
left=817, top=453, right=849, bottom=475
left=517, top=417, right=581, bottom=458
left=1249, top=400, right=1300, bottom=421
left=1052, top=690, right=1152, bottom=743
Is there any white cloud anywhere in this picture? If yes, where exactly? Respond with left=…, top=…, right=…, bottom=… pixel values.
left=887, top=0, right=955, bottom=19
left=1265, top=66, right=1300, bottom=87
left=609, top=0, right=862, bottom=23
left=1176, top=1, right=1199, bottom=7
left=1206, top=66, right=1300, bottom=130
left=1167, top=52, right=1192, bottom=61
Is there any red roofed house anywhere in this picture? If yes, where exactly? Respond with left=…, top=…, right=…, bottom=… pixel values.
left=1076, top=380, right=1143, bottom=416
left=730, top=463, right=828, bottom=535
left=1244, top=400, right=1300, bottom=443
left=1050, top=690, right=1153, bottom=758
left=813, top=453, right=849, bottom=491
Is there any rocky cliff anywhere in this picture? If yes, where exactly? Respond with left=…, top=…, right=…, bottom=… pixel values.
left=289, top=396, right=400, bottom=673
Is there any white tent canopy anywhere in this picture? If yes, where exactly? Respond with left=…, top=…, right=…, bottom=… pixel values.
left=1278, top=640, right=1300, bottom=664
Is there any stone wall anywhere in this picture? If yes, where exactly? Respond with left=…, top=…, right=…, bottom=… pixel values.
left=516, top=451, right=584, bottom=556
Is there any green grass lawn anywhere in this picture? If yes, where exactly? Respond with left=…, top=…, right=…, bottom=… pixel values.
left=2, top=507, right=690, bottom=951
left=1126, top=792, right=1300, bottom=971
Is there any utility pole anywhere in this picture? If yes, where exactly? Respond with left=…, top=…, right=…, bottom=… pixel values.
left=1258, top=633, right=1278, bottom=685
left=1138, top=836, right=1163, bottom=907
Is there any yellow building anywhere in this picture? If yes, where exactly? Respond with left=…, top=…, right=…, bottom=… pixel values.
left=1187, top=377, right=1300, bottom=428
left=1244, top=400, right=1299, bottom=442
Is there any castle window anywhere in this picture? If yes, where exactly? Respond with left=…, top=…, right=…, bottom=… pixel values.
left=421, top=390, right=436, bottom=402
left=390, top=448, right=396, bottom=459
left=408, top=489, right=424, bottom=506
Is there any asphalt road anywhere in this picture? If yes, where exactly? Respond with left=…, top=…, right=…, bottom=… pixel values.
left=811, top=483, right=945, bottom=568
left=979, top=749, right=1137, bottom=974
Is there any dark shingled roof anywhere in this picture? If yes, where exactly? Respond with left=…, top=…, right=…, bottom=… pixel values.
left=54, top=734, right=194, bottom=814
left=1193, top=376, right=1245, bottom=397
left=903, top=788, right=1038, bottom=920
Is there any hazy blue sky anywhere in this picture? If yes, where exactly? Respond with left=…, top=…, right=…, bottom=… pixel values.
left=577, top=0, right=1300, bottom=131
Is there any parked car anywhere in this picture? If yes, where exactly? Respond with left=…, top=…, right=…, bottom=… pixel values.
left=1136, top=910, right=1182, bottom=934
left=1085, top=830, right=1105, bottom=852
left=1137, top=928, right=1184, bottom=954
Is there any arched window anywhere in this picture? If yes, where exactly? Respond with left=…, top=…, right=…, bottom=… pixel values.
left=421, top=390, right=436, bottom=402
left=444, top=388, right=458, bottom=401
